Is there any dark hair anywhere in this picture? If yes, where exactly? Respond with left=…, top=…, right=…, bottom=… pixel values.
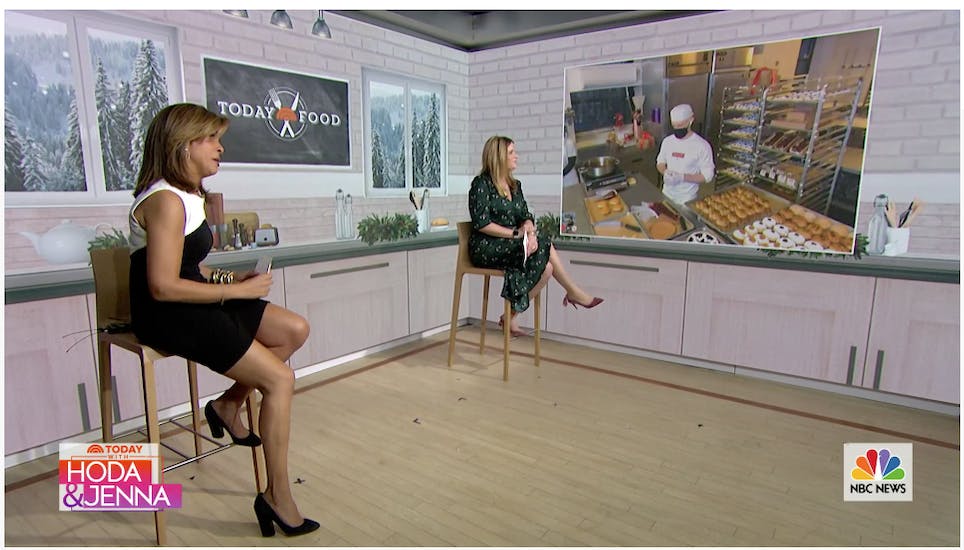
left=133, top=103, right=228, bottom=197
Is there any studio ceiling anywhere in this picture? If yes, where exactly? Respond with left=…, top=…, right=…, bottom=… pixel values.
left=332, top=10, right=715, bottom=51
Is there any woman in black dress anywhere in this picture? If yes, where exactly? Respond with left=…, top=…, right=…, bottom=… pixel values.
left=469, top=136, right=602, bottom=335
left=128, top=104, right=317, bottom=537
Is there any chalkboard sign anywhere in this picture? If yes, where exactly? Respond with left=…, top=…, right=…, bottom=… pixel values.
left=203, top=57, right=350, bottom=166
left=570, top=87, right=634, bottom=133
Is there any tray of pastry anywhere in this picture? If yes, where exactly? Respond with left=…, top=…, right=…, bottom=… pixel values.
left=686, top=184, right=788, bottom=235
left=632, top=201, right=693, bottom=240
left=584, top=190, right=629, bottom=225
left=729, top=204, right=855, bottom=253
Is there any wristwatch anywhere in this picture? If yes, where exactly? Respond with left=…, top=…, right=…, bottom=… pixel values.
left=512, top=228, right=520, bottom=239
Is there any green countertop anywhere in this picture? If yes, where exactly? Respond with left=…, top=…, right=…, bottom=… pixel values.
left=4, top=229, right=958, bottom=305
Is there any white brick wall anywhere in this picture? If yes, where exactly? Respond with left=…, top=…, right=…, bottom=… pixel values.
left=467, top=9, right=959, bottom=178
left=4, top=10, right=959, bottom=270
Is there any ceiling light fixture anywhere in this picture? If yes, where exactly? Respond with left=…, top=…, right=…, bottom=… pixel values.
left=270, top=10, right=293, bottom=30
left=311, top=10, right=332, bottom=39
left=222, top=10, right=249, bottom=18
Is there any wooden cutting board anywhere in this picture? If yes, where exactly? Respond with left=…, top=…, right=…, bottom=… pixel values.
left=594, top=213, right=647, bottom=239
left=223, top=211, right=260, bottom=231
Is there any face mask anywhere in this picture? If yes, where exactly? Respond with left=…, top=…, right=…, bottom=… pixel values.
left=672, top=126, right=689, bottom=139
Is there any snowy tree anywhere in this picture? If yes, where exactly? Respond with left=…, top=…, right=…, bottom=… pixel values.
left=5, top=108, right=27, bottom=191
left=422, top=93, right=441, bottom=188
left=114, top=80, right=135, bottom=186
left=411, top=115, right=424, bottom=187
left=128, top=40, right=168, bottom=174
left=21, top=137, right=48, bottom=191
left=94, top=60, right=125, bottom=190
left=395, top=141, right=407, bottom=188
left=371, top=130, right=385, bottom=188
left=62, top=96, right=86, bottom=189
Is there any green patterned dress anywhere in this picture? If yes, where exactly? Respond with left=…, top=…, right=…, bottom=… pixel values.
left=468, top=174, right=551, bottom=313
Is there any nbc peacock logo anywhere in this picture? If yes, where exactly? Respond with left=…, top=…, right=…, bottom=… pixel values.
left=851, top=448, right=905, bottom=481
left=843, top=443, right=913, bottom=501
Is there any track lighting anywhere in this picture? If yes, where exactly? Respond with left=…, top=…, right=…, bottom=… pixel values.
left=311, top=10, right=332, bottom=39
left=270, top=10, right=293, bottom=30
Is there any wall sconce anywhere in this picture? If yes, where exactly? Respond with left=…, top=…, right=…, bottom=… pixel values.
left=222, top=10, right=249, bottom=18
left=311, top=10, right=332, bottom=39
left=270, top=10, right=293, bottom=30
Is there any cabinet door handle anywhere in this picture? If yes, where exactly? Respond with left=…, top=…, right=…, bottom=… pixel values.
left=111, top=375, right=121, bottom=421
left=77, top=382, right=90, bottom=432
left=570, top=259, right=659, bottom=273
left=846, top=345, right=857, bottom=385
left=310, top=262, right=389, bottom=279
left=872, top=350, right=885, bottom=390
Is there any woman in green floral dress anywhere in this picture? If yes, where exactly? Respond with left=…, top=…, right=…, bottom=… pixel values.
left=469, top=136, right=603, bottom=335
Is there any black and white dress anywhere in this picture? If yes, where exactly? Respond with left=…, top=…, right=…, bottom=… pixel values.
left=128, top=181, right=267, bottom=374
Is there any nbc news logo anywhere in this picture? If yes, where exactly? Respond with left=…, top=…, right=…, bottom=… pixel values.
left=843, top=443, right=913, bottom=501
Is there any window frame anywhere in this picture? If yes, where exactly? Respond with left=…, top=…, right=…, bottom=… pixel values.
left=362, top=68, right=447, bottom=197
left=4, top=10, right=183, bottom=206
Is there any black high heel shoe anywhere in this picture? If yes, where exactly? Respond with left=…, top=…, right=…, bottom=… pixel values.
left=204, top=401, right=262, bottom=447
left=254, top=493, right=320, bottom=537
left=562, top=295, right=604, bottom=309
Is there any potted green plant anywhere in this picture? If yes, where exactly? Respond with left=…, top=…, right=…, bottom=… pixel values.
left=87, top=227, right=130, bottom=267
left=536, top=212, right=561, bottom=241
left=87, top=227, right=129, bottom=252
left=356, top=212, right=418, bottom=246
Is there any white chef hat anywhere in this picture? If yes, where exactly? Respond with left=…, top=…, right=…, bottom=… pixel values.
left=670, top=104, right=694, bottom=124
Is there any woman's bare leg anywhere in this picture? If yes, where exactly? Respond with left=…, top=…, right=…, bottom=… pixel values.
left=546, top=244, right=593, bottom=304
left=223, top=341, right=304, bottom=527
left=210, top=305, right=309, bottom=437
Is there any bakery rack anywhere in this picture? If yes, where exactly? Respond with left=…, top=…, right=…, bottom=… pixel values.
left=715, top=85, right=764, bottom=188
left=752, top=75, right=863, bottom=215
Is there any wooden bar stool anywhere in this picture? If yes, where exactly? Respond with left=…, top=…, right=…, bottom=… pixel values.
left=447, top=221, right=541, bottom=380
left=90, top=247, right=262, bottom=546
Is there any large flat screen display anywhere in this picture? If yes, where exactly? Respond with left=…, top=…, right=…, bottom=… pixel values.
left=561, top=28, right=880, bottom=254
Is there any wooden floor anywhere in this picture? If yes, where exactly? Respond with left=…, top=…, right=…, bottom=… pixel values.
left=5, top=327, right=960, bottom=546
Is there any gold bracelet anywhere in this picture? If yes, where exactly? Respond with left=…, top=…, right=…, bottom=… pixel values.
left=219, top=287, right=225, bottom=306
left=209, top=268, right=234, bottom=285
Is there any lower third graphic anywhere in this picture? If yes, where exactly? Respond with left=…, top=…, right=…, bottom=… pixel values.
left=59, top=442, right=182, bottom=511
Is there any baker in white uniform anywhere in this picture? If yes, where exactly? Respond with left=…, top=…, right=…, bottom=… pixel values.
left=656, top=103, right=715, bottom=205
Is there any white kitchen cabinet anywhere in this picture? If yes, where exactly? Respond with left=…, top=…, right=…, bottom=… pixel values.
left=862, top=278, right=959, bottom=404
left=682, top=262, right=875, bottom=384
left=4, top=295, right=100, bottom=454
left=285, top=253, right=409, bottom=369
left=407, top=246, right=469, bottom=334
left=543, top=251, right=688, bottom=355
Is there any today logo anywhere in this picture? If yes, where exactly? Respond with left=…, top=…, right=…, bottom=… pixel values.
left=214, top=86, right=343, bottom=142
left=59, top=442, right=182, bottom=512
left=843, top=443, right=913, bottom=502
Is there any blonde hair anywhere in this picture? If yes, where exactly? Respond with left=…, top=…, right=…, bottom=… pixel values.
left=479, top=135, right=518, bottom=192
left=133, top=103, right=228, bottom=197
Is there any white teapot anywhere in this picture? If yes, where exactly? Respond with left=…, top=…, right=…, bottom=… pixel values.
left=19, top=220, right=110, bottom=264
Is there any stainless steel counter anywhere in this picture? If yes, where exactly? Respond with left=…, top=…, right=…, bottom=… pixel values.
left=563, top=140, right=715, bottom=241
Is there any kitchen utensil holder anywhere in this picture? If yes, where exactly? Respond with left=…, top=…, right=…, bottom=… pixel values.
left=883, top=227, right=910, bottom=256
left=415, top=209, right=430, bottom=234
